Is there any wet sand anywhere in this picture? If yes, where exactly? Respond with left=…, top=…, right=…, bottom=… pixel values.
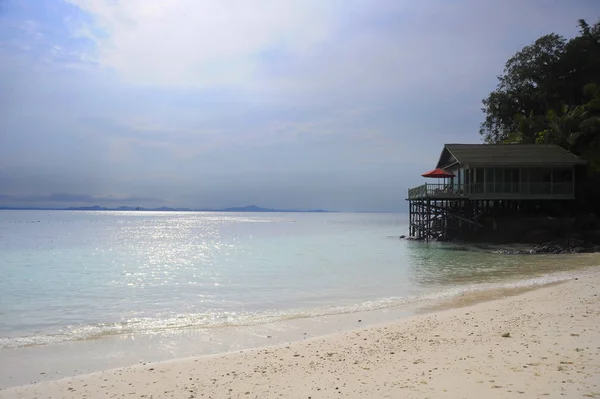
left=2, top=271, right=600, bottom=398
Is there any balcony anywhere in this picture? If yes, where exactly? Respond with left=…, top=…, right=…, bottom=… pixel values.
left=407, top=182, right=574, bottom=200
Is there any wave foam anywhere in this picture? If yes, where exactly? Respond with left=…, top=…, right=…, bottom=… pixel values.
left=2, top=267, right=596, bottom=349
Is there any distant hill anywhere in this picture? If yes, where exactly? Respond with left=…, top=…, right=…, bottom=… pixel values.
left=0, top=205, right=331, bottom=213
left=215, top=205, right=329, bottom=213
left=65, top=206, right=193, bottom=211
left=66, top=205, right=106, bottom=211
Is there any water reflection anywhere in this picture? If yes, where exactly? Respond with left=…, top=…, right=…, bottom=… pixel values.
left=406, top=240, right=599, bottom=286
left=1, top=211, right=598, bottom=351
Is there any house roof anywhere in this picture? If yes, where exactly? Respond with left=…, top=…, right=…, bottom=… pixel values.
left=436, top=144, right=587, bottom=168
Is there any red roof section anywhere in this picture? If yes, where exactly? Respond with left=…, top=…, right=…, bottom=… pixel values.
left=421, top=168, right=455, bottom=178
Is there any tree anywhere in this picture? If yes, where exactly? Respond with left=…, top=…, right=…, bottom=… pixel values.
left=480, top=33, right=566, bottom=143
left=536, top=104, right=588, bottom=147
left=480, top=19, right=600, bottom=175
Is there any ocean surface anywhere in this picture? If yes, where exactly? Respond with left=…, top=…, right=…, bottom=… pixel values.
left=1, top=210, right=599, bottom=387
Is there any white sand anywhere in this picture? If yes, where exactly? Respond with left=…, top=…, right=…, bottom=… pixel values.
left=2, top=272, right=600, bottom=399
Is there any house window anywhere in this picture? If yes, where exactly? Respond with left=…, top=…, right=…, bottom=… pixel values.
left=530, top=168, right=552, bottom=194
left=505, top=168, right=520, bottom=193
left=485, top=168, right=495, bottom=193
left=494, top=168, right=504, bottom=193
left=520, top=168, right=529, bottom=193
left=553, top=168, right=573, bottom=194
left=457, top=168, right=464, bottom=193
left=473, top=168, right=484, bottom=193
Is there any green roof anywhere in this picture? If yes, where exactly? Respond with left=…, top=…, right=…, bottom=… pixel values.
left=437, top=144, right=587, bottom=168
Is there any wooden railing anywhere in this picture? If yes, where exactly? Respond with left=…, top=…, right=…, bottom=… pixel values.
left=407, top=184, right=428, bottom=199
left=407, top=183, right=466, bottom=199
left=408, top=182, right=574, bottom=199
left=468, top=182, right=573, bottom=195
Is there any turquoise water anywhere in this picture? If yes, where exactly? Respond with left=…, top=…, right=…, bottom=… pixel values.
left=1, top=210, right=598, bottom=386
left=1, top=210, right=597, bottom=347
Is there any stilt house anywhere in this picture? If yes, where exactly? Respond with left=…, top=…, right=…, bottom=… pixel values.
left=407, top=144, right=587, bottom=240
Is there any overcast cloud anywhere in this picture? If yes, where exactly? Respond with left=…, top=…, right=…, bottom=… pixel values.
left=0, top=0, right=597, bottom=211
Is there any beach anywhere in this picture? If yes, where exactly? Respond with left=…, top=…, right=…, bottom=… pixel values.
left=3, top=269, right=599, bottom=399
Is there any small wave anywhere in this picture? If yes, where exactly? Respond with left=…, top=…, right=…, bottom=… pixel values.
left=417, top=267, right=596, bottom=303
left=1, top=267, right=594, bottom=349
left=0, top=300, right=411, bottom=349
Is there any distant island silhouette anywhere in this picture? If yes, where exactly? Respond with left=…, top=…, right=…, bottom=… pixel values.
left=0, top=205, right=332, bottom=213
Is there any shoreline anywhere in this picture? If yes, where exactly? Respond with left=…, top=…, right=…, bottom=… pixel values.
left=1, top=263, right=598, bottom=389
left=3, top=267, right=600, bottom=398
left=402, top=238, right=600, bottom=255
left=5, top=257, right=598, bottom=348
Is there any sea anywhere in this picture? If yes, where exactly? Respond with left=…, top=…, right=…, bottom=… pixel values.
left=1, top=210, right=598, bottom=387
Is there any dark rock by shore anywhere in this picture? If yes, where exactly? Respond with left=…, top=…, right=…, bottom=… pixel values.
left=529, top=242, right=599, bottom=254
left=402, top=213, right=600, bottom=255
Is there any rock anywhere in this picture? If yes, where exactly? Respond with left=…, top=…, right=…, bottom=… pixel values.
left=558, top=217, right=577, bottom=235
left=524, top=229, right=553, bottom=244
left=566, top=236, right=586, bottom=248
left=490, top=248, right=526, bottom=255
left=442, top=246, right=471, bottom=252
left=501, top=332, right=511, bottom=338
left=575, top=213, right=597, bottom=230
left=532, top=239, right=596, bottom=254
left=584, top=230, right=600, bottom=245
left=424, top=213, right=600, bottom=252
left=528, top=216, right=556, bottom=230
left=532, top=243, right=566, bottom=254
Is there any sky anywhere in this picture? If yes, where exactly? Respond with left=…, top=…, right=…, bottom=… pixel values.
left=0, top=0, right=597, bottom=211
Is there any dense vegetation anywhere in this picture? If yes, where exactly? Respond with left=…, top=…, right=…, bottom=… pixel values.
left=480, top=19, right=600, bottom=177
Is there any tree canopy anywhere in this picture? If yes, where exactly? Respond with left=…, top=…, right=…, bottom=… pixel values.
left=480, top=19, right=600, bottom=175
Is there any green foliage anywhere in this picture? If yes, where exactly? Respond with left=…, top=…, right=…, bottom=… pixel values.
left=480, top=19, right=600, bottom=175
left=480, top=33, right=567, bottom=143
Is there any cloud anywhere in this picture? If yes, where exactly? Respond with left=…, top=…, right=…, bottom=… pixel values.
left=0, top=1, right=95, bottom=69
left=65, top=0, right=344, bottom=87
left=63, top=0, right=595, bottom=100
left=1, top=0, right=598, bottom=212
left=0, top=193, right=164, bottom=206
